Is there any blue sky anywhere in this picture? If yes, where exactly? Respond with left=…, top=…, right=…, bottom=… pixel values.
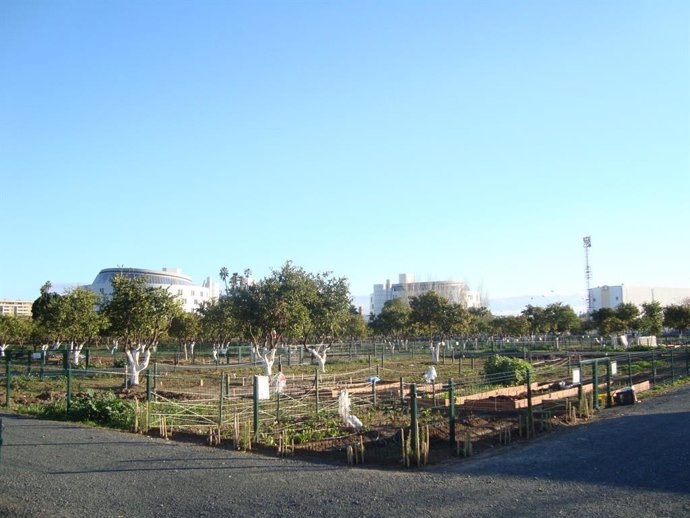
left=1, top=1, right=688, bottom=312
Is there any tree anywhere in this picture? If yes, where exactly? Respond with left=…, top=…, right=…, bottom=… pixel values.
left=615, top=303, right=640, bottom=332
left=103, top=274, right=182, bottom=385
left=31, top=281, right=66, bottom=348
left=369, top=298, right=411, bottom=346
left=521, top=305, right=548, bottom=338
left=221, top=261, right=351, bottom=375
left=663, top=303, right=690, bottom=336
left=0, top=315, right=33, bottom=357
left=467, top=307, right=493, bottom=337
left=439, top=303, right=471, bottom=339
left=61, top=287, right=107, bottom=366
left=170, top=310, right=202, bottom=361
left=410, top=291, right=449, bottom=363
left=639, top=301, right=663, bottom=336
left=300, top=271, right=351, bottom=372
left=541, top=303, right=581, bottom=347
left=343, top=308, right=368, bottom=344
left=491, top=315, right=529, bottom=339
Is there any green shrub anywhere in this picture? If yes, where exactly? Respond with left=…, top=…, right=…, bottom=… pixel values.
left=483, top=355, right=533, bottom=385
left=68, top=391, right=134, bottom=429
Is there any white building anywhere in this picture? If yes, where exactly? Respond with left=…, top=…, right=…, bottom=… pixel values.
left=370, top=273, right=481, bottom=316
left=588, top=285, right=690, bottom=311
left=87, top=267, right=220, bottom=312
left=0, top=299, right=32, bottom=317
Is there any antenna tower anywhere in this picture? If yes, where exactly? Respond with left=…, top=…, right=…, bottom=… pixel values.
left=583, top=236, right=592, bottom=313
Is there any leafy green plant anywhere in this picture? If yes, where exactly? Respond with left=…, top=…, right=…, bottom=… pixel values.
left=483, top=355, right=533, bottom=385
left=68, top=391, right=135, bottom=429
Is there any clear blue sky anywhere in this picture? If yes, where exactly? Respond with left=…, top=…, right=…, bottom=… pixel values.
left=1, top=1, right=688, bottom=310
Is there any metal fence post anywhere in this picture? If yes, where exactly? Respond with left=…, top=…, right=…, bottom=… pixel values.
left=400, top=377, right=404, bottom=406
left=5, top=361, right=11, bottom=408
left=410, top=384, right=419, bottom=463
left=276, top=386, right=281, bottom=420
left=219, top=373, right=225, bottom=426
left=315, top=369, right=320, bottom=415
left=605, top=361, right=612, bottom=408
left=628, top=353, right=633, bottom=386
left=526, top=369, right=534, bottom=438
left=652, top=350, right=657, bottom=385
left=448, top=379, right=456, bottom=447
left=66, top=361, right=72, bottom=413
left=153, top=361, right=158, bottom=390
left=146, top=368, right=151, bottom=402
left=253, top=375, right=259, bottom=444
left=670, top=349, right=675, bottom=383
left=592, top=361, right=599, bottom=410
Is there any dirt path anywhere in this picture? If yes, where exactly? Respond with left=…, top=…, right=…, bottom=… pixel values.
left=1, top=385, right=689, bottom=518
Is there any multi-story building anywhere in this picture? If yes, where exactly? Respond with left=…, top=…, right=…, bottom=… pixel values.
left=0, top=299, right=32, bottom=317
left=370, top=273, right=481, bottom=316
left=87, top=267, right=220, bottom=312
left=588, top=285, right=690, bottom=311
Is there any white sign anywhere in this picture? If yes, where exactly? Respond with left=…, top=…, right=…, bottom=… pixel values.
left=611, top=361, right=617, bottom=376
left=572, top=368, right=581, bottom=384
left=256, top=375, right=271, bottom=400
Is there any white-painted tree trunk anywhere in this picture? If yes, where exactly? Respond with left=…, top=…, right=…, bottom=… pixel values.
left=386, top=340, right=395, bottom=355
left=125, top=345, right=152, bottom=386
left=0, top=343, right=8, bottom=358
left=310, top=350, right=327, bottom=372
left=430, top=343, right=442, bottom=364
left=254, top=346, right=276, bottom=376
left=70, top=341, right=86, bottom=367
left=307, top=344, right=329, bottom=373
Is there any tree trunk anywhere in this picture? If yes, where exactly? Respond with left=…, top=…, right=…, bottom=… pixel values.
left=71, top=342, right=85, bottom=367
left=255, top=346, right=276, bottom=376
left=307, top=345, right=328, bottom=373
left=125, top=346, right=151, bottom=386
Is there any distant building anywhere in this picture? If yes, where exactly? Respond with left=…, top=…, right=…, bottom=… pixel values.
left=370, top=273, right=481, bottom=316
left=588, top=285, right=690, bottom=311
left=87, top=267, right=220, bottom=312
left=0, top=299, right=32, bottom=317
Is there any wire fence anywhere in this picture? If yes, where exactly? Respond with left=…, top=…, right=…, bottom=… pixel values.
left=1, top=345, right=688, bottom=467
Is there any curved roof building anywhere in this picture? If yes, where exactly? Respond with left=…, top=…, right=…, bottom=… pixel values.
left=87, top=267, right=219, bottom=312
left=370, top=273, right=481, bottom=316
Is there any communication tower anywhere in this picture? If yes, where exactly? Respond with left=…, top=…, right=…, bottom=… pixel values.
left=583, top=236, right=592, bottom=313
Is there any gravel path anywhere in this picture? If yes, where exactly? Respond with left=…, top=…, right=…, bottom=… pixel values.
left=1, top=385, right=689, bottom=518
